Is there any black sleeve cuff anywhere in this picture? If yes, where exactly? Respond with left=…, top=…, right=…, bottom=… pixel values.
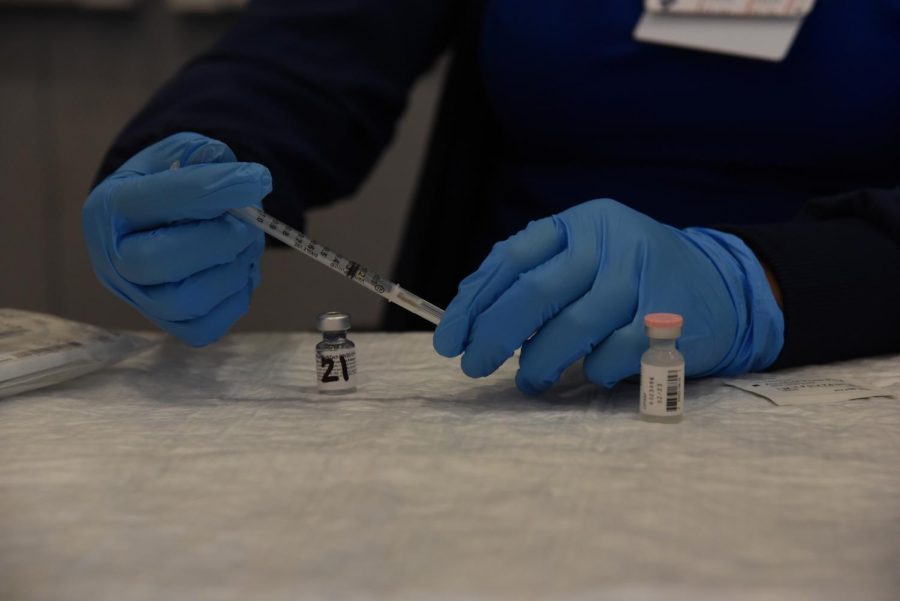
left=721, top=218, right=900, bottom=369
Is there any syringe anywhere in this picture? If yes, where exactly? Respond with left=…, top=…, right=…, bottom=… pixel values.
left=228, top=206, right=444, bottom=326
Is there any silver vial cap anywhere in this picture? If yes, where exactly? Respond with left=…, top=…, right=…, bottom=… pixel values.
left=316, top=311, right=351, bottom=332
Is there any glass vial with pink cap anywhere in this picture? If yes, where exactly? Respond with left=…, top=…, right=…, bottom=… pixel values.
left=640, top=313, right=685, bottom=423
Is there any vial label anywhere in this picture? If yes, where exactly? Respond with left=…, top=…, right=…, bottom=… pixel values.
left=640, top=362, right=684, bottom=416
left=316, top=350, right=357, bottom=392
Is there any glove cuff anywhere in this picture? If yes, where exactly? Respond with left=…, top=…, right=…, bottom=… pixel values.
left=685, top=227, right=785, bottom=375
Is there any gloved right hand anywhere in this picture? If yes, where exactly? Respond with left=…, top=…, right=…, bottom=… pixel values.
left=82, top=132, right=271, bottom=346
left=434, top=199, right=784, bottom=394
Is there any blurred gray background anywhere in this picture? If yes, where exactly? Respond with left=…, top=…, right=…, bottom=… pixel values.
left=0, top=0, right=444, bottom=332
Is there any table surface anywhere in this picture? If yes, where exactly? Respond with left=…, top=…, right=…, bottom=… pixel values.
left=1, top=333, right=899, bottom=601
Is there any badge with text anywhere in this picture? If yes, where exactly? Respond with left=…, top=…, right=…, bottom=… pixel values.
left=645, top=0, right=815, bottom=17
left=635, top=0, right=817, bottom=62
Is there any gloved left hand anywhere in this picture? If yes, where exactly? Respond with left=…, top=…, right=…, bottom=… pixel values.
left=82, top=132, right=270, bottom=346
left=433, top=199, right=783, bottom=394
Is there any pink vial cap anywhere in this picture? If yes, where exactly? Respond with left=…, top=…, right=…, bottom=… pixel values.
left=644, top=313, right=684, bottom=329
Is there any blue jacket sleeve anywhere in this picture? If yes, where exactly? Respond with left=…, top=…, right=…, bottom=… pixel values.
left=96, top=0, right=461, bottom=229
left=723, top=188, right=900, bottom=369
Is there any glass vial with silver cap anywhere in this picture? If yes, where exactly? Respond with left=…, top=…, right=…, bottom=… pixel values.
left=315, top=312, right=357, bottom=394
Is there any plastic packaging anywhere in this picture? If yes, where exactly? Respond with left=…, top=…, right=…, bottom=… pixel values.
left=724, top=377, right=894, bottom=406
left=0, top=309, right=155, bottom=398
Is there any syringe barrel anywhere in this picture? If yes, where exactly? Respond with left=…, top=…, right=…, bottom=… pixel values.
left=389, top=286, right=444, bottom=325
left=228, top=207, right=443, bottom=325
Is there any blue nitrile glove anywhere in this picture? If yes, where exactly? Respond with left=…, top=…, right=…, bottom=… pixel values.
left=82, top=132, right=271, bottom=346
left=434, top=199, right=784, bottom=394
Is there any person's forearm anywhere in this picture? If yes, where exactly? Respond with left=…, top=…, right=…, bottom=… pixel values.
left=720, top=198, right=900, bottom=369
left=96, top=0, right=461, bottom=228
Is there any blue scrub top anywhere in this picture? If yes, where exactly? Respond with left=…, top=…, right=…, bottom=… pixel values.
left=97, top=0, right=900, bottom=356
left=479, top=1, right=900, bottom=234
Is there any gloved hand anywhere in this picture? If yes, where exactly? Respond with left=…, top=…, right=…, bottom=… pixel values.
left=82, top=132, right=271, bottom=346
left=434, top=199, right=784, bottom=394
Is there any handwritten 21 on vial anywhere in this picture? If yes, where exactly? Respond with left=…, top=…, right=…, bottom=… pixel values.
left=315, top=312, right=357, bottom=394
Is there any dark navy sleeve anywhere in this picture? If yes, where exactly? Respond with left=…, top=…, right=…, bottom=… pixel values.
left=95, top=0, right=460, bottom=229
left=723, top=188, right=900, bottom=369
